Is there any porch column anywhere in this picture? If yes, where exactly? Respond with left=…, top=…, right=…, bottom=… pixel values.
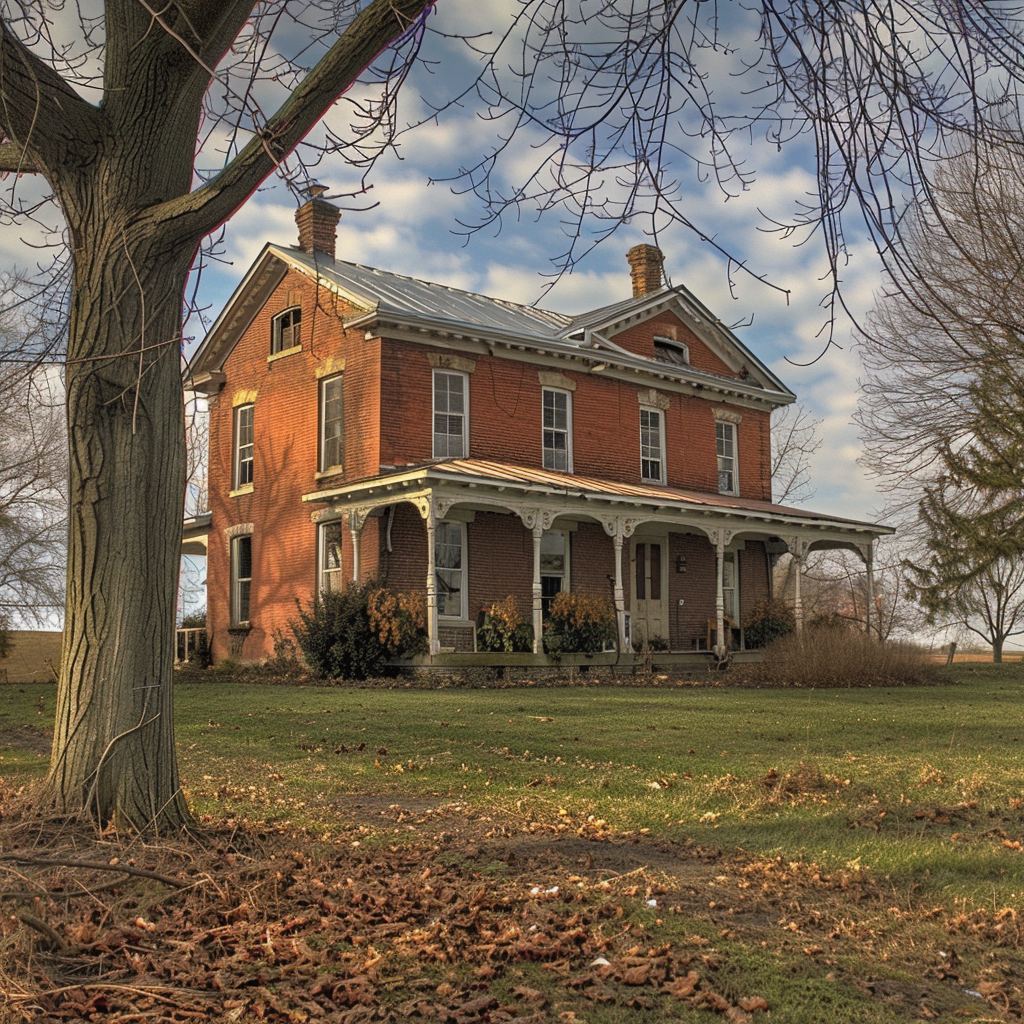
left=425, top=506, right=440, bottom=656
left=348, top=511, right=362, bottom=583
left=864, top=540, right=875, bottom=638
left=532, top=524, right=544, bottom=654
left=793, top=556, right=804, bottom=637
left=613, top=529, right=627, bottom=652
left=714, top=533, right=726, bottom=658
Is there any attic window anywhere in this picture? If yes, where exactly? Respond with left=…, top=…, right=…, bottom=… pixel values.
left=271, top=306, right=301, bottom=354
left=654, top=336, right=689, bottom=365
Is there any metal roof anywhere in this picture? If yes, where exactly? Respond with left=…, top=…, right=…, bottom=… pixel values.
left=305, top=457, right=893, bottom=536
left=279, top=247, right=574, bottom=337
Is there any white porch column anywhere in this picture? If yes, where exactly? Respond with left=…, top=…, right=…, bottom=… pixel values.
left=348, top=511, right=362, bottom=583
left=424, top=505, right=440, bottom=656
left=864, top=540, right=875, bottom=638
left=613, top=529, right=627, bottom=652
left=532, top=524, right=544, bottom=654
left=788, top=537, right=808, bottom=637
left=714, top=533, right=726, bottom=658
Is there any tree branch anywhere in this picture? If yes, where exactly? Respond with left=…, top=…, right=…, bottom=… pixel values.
left=0, top=139, right=38, bottom=172
left=150, top=0, right=433, bottom=241
left=0, top=19, right=102, bottom=170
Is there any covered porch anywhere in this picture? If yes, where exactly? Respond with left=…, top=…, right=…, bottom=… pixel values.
left=303, top=459, right=893, bottom=662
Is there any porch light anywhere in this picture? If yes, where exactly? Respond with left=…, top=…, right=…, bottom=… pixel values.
left=675, top=555, right=687, bottom=573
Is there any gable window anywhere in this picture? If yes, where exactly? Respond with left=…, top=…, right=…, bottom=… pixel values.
left=717, top=421, right=737, bottom=494
left=233, top=404, right=254, bottom=489
left=654, top=336, right=689, bottom=365
left=435, top=520, right=466, bottom=618
left=318, top=521, right=344, bottom=594
left=542, top=388, right=572, bottom=472
left=231, top=534, right=252, bottom=625
left=433, top=370, right=467, bottom=458
left=271, top=306, right=301, bottom=354
left=319, top=375, right=344, bottom=471
left=640, top=408, right=665, bottom=484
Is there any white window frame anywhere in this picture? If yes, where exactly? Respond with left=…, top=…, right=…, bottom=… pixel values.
left=270, top=306, right=301, bottom=354
left=232, top=404, right=254, bottom=490
left=231, top=534, right=252, bottom=626
left=318, top=521, right=344, bottom=595
left=640, top=407, right=666, bottom=484
left=432, top=369, right=468, bottom=458
left=540, top=529, right=570, bottom=616
left=435, top=519, right=467, bottom=619
left=717, top=420, right=738, bottom=495
left=654, top=335, right=690, bottom=365
left=723, top=551, right=739, bottom=622
left=319, top=374, right=344, bottom=472
left=542, top=388, right=573, bottom=473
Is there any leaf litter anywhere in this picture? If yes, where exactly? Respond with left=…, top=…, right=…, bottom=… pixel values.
left=0, top=781, right=1021, bottom=1023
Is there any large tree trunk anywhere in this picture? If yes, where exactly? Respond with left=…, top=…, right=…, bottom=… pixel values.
left=993, top=637, right=1004, bottom=663
left=43, top=229, right=193, bottom=830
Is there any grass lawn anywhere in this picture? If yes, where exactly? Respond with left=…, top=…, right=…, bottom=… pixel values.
left=2, top=665, right=1023, bottom=1022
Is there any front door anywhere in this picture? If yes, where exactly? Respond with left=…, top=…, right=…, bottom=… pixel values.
left=630, top=533, right=669, bottom=647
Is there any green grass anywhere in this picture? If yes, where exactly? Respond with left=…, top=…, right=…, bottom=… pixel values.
left=3, top=664, right=1024, bottom=907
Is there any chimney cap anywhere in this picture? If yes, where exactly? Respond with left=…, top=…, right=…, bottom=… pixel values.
left=300, top=179, right=329, bottom=201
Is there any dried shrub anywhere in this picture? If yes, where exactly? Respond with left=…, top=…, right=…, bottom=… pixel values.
left=543, top=592, right=616, bottom=654
left=743, top=625, right=941, bottom=687
left=742, top=597, right=795, bottom=649
left=477, top=596, right=534, bottom=653
left=367, top=587, right=428, bottom=657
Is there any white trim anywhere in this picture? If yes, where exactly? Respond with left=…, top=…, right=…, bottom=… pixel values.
left=639, top=406, right=666, bottom=485
left=230, top=532, right=253, bottom=626
left=317, top=520, right=344, bottom=595
left=432, top=369, right=469, bottom=458
left=541, top=387, right=574, bottom=473
left=716, top=420, right=738, bottom=496
left=232, top=403, right=254, bottom=490
left=435, top=519, right=468, bottom=620
left=318, top=373, right=345, bottom=473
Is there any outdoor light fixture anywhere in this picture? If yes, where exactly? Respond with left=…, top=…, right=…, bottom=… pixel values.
left=675, top=555, right=687, bottom=573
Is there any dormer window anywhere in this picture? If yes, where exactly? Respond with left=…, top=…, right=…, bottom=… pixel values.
left=654, top=336, right=689, bottom=365
left=271, top=306, right=301, bottom=354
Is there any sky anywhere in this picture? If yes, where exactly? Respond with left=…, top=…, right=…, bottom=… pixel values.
left=0, top=0, right=892, bottom=528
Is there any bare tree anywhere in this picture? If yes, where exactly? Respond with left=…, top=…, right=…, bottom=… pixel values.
left=2, top=1, right=1023, bottom=828
left=771, top=404, right=821, bottom=505
left=0, top=301, right=65, bottom=632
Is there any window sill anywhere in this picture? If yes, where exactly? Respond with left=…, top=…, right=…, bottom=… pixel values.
left=314, top=467, right=344, bottom=480
left=229, top=483, right=254, bottom=498
left=641, top=478, right=666, bottom=487
left=267, top=344, right=302, bottom=364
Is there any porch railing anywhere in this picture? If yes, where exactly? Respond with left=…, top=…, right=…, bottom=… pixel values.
left=175, top=627, right=208, bottom=665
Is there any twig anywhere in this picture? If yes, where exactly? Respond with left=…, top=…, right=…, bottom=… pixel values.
left=0, top=854, right=186, bottom=888
left=16, top=912, right=68, bottom=951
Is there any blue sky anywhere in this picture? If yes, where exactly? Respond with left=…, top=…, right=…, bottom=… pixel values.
left=0, top=0, right=892, bottom=526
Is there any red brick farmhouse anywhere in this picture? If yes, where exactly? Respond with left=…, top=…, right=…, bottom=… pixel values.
left=184, top=191, right=892, bottom=666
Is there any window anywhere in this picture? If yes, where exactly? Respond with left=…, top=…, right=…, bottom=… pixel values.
left=231, top=535, right=252, bottom=625
left=233, top=404, right=254, bottom=489
left=717, top=421, right=737, bottom=494
left=654, top=336, right=689, bottom=365
left=319, top=375, right=344, bottom=471
left=435, top=520, right=465, bottom=617
left=542, top=389, right=572, bottom=472
left=433, top=370, right=467, bottom=458
left=723, top=552, right=737, bottom=621
left=319, top=521, right=343, bottom=594
left=541, top=530, right=568, bottom=615
left=271, top=306, right=301, bottom=354
left=640, top=408, right=665, bottom=483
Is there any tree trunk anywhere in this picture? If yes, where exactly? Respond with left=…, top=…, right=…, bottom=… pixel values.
left=43, top=229, right=192, bottom=830
left=993, top=638, right=1004, bottom=663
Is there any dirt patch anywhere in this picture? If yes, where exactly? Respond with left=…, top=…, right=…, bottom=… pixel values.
left=0, top=723, right=52, bottom=757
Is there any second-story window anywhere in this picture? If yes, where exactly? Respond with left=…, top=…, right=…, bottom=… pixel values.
left=233, top=404, right=254, bottom=489
left=319, top=375, right=344, bottom=472
left=717, top=421, right=737, bottom=494
left=433, top=370, right=467, bottom=458
left=270, top=306, right=301, bottom=354
left=542, top=388, right=572, bottom=472
left=640, top=408, right=665, bottom=484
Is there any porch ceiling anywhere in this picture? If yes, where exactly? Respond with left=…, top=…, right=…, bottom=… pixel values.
left=303, top=459, right=893, bottom=548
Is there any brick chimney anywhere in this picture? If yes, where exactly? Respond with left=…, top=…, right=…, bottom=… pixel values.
left=295, top=182, right=341, bottom=259
left=626, top=244, right=665, bottom=298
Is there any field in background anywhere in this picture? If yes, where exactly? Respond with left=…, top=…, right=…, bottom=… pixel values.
left=0, top=631, right=61, bottom=683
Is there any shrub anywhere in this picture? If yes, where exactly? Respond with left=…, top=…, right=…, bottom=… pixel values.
left=292, top=582, right=391, bottom=681
left=180, top=608, right=206, bottom=629
left=367, top=587, right=428, bottom=658
left=743, top=597, right=795, bottom=649
left=741, top=624, right=941, bottom=687
left=543, top=591, right=616, bottom=654
left=477, top=596, right=534, bottom=653
left=0, top=619, right=11, bottom=660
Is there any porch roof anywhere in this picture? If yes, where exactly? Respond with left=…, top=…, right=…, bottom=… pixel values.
left=303, top=459, right=893, bottom=544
